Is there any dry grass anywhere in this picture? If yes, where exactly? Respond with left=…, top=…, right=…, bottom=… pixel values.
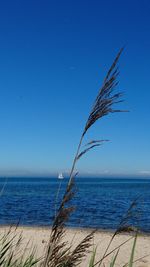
left=42, top=49, right=128, bottom=267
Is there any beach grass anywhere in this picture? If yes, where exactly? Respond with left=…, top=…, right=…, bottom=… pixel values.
left=41, top=48, right=132, bottom=267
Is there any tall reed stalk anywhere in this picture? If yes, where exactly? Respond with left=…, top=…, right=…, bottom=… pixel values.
left=43, top=48, right=127, bottom=267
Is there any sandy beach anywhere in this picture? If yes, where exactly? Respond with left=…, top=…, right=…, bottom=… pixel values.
left=0, top=226, right=150, bottom=267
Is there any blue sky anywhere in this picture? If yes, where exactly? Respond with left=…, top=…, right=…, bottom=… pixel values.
left=0, top=0, right=150, bottom=177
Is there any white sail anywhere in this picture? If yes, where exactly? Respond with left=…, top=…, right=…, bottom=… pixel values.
left=58, top=173, right=64, bottom=179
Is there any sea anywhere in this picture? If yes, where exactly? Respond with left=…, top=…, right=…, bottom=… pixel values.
left=0, top=177, right=150, bottom=232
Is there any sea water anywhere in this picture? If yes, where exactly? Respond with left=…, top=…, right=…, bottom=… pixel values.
left=0, top=177, right=150, bottom=232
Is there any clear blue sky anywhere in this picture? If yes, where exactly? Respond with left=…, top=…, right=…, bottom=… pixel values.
left=0, top=0, right=150, bottom=177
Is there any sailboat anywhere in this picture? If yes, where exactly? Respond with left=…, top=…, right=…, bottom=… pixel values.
left=58, top=173, right=64, bottom=179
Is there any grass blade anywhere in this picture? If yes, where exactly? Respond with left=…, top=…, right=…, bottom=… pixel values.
left=128, top=233, right=137, bottom=267
left=109, top=249, right=119, bottom=267
left=88, top=247, right=97, bottom=267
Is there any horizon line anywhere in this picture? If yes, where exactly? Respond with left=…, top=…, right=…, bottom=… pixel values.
left=0, top=174, right=150, bottom=178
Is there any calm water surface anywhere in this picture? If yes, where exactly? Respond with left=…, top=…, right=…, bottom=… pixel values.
left=0, top=177, right=150, bottom=232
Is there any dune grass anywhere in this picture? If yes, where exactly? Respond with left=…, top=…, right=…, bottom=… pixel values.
left=42, top=48, right=128, bottom=267
left=0, top=227, right=39, bottom=267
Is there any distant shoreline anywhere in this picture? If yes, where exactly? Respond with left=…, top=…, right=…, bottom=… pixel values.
left=0, top=176, right=150, bottom=179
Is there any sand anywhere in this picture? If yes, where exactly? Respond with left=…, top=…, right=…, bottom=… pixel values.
left=0, top=226, right=150, bottom=267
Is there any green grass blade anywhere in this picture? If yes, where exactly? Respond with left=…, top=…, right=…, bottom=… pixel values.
left=109, top=249, right=119, bottom=267
left=88, top=247, right=97, bottom=267
left=128, top=234, right=137, bottom=267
